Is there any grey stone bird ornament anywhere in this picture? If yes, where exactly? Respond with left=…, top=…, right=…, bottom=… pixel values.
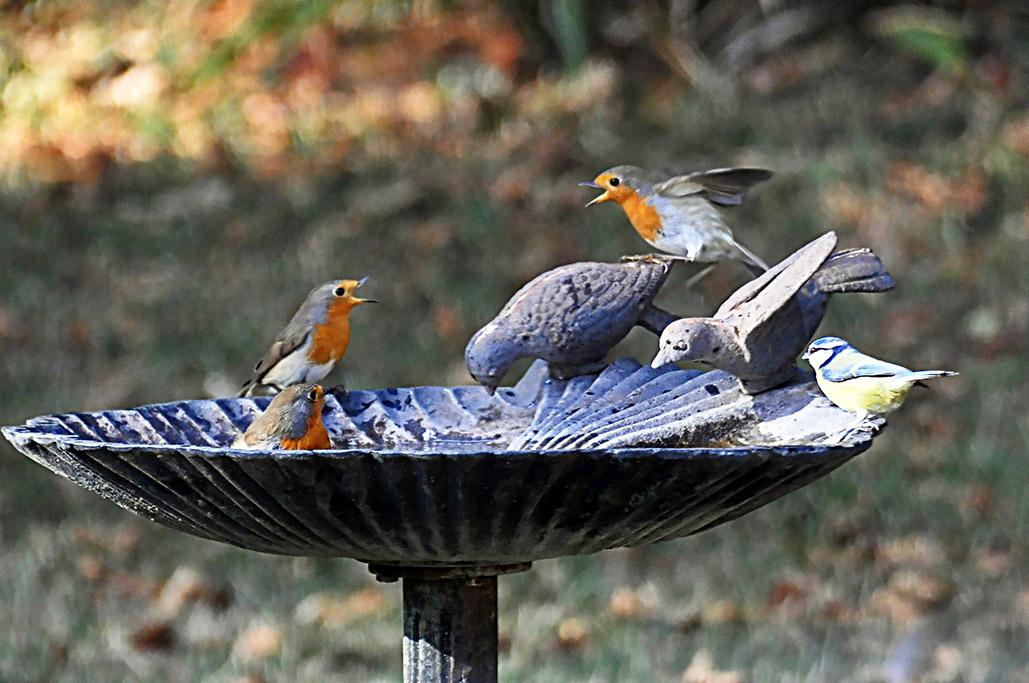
left=651, top=231, right=895, bottom=394
left=466, top=259, right=678, bottom=393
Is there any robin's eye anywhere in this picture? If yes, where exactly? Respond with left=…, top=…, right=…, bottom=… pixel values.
left=307, top=388, right=319, bottom=401
left=333, top=286, right=346, bottom=297
left=609, top=177, right=620, bottom=187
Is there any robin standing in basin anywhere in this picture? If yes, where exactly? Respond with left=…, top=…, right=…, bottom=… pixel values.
left=466, top=259, right=678, bottom=393
left=239, top=278, right=376, bottom=396
left=582, top=165, right=772, bottom=273
left=651, top=232, right=895, bottom=394
left=803, top=337, right=957, bottom=426
left=233, top=383, right=331, bottom=450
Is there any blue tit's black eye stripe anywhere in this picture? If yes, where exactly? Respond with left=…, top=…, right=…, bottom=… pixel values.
left=817, top=345, right=848, bottom=368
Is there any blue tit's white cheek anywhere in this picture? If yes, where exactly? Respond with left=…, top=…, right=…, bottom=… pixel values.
left=806, top=349, right=831, bottom=369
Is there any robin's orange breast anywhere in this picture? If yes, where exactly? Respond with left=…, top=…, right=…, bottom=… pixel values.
left=280, top=421, right=330, bottom=450
left=280, top=404, right=330, bottom=450
left=309, top=303, right=353, bottom=364
left=618, top=190, right=662, bottom=242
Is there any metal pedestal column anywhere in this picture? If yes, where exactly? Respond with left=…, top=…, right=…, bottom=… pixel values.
left=403, top=575, right=497, bottom=682
left=370, top=563, right=531, bottom=683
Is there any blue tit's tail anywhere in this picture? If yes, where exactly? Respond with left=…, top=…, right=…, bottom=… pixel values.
left=813, top=248, right=894, bottom=293
left=902, top=370, right=958, bottom=383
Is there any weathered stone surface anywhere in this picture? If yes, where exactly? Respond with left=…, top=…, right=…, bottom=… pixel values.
left=2, top=359, right=879, bottom=565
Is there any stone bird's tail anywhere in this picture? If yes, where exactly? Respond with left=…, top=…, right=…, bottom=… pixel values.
left=812, top=248, right=894, bottom=294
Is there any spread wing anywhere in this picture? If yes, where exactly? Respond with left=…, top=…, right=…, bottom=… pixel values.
left=820, top=356, right=909, bottom=383
left=654, top=168, right=773, bottom=206
left=718, top=232, right=837, bottom=336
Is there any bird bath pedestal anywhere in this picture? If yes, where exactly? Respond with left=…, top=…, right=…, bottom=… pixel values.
left=3, top=360, right=881, bottom=683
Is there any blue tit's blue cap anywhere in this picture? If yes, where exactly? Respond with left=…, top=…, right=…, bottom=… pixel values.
left=808, top=336, right=849, bottom=351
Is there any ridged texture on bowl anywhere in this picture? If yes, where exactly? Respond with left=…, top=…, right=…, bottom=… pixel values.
left=2, top=360, right=877, bottom=565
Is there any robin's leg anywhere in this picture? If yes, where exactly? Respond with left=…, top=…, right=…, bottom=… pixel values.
left=620, top=253, right=687, bottom=263
left=684, top=265, right=716, bottom=289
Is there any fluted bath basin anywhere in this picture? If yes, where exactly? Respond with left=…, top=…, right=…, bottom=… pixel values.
left=2, top=359, right=878, bottom=567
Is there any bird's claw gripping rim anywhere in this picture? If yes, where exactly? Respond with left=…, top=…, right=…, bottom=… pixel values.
left=619, top=253, right=679, bottom=264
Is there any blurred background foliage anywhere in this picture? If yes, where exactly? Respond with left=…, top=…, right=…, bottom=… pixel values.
left=1, top=0, right=1027, bottom=681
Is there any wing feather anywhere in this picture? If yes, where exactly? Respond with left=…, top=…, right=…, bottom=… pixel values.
left=655, top=168, right=773, bottom=205
left=821, top=358, right=910, bottom=383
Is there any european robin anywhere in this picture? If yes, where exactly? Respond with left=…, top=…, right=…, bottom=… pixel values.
left=582, top=165, right=772, bottom=272
left=233, top=383, right=331, bottom=450
left=465, top=259, right=677, bottom=393
left=651, top=232, right=895, bottom=394
left=239, top=278, right=376, bottom=397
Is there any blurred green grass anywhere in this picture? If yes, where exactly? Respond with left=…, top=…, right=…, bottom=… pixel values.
left=2, top=2, right=1028, bottom=681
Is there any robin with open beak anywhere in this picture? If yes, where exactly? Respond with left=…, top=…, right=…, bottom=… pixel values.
left=233, top=383, right=331, bottom=450
left=582, top=165, right=772, bottom=273
left=238, top=278, right=376, bottom=396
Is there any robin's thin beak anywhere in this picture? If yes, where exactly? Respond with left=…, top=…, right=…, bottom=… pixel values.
left=484, top=385, right=497, bottom=396
left=354, top=297, right=378, bottom=305
left=582, top=182, right=610, bottom=208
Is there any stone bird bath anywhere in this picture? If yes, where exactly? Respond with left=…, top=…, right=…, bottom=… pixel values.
left=2, top=358, right=881, bottom=682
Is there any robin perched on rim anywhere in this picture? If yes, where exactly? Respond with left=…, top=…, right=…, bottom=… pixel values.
left=238, top=278, right=376, bottom=397
left=233, top=383, right=331, bottom=450
left=581, top=165, right=772, bottom=273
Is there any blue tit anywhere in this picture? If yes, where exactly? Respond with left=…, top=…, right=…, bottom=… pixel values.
left=803, top=336, right=957, bottom=421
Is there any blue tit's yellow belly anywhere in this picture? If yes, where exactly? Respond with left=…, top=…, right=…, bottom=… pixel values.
left=815, top=375, right=913, bottom=416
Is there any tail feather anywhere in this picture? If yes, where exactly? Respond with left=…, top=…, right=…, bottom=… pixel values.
left=729, top=237, right=769, bottom=274
left=903, top=370, right=958, bottom=382
left=813, top=248, right=894, bottom=293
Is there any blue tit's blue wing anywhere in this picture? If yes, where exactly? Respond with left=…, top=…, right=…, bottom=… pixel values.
left=820, top=356, right=909, bottom=383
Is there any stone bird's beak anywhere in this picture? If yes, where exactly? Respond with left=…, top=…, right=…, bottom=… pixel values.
left=651, top=348, right=674, bottom=369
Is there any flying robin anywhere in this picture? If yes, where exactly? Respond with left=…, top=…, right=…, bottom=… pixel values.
left=465, top=258, right=678, bottom=393
left=233, top=383, right=331, bottom=450
left=238, top=278, right=376, bottom=397
left=651, top=232, right=895, bottom=394
left=581, top=165, right=772, bottom=273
